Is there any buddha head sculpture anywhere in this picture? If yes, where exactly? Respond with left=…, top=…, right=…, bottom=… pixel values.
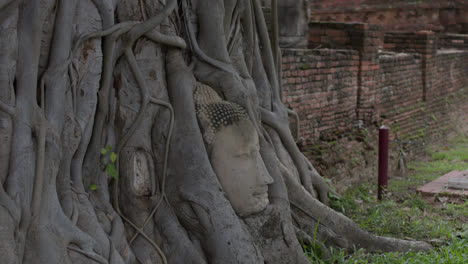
left=194, top=83, right=274, bottom=217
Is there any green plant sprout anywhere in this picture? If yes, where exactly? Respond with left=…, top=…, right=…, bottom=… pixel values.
left=89, top=145, right=118, bottom=191
left=101, top=145, right=118, bottom=180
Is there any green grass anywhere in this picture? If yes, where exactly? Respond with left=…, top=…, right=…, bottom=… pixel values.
left=344, top=236, right=468, bottom=264
left=306, top=236, right=468, bottom=264
left=307, top=133, right=468, bottom=263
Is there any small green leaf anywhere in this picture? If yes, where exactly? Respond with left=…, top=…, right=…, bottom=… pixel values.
left=110, top=152, right=117, bottom=163
left=106, top=145, right=112, bottom=151
left=100, top=148, right=107, bottom=155
left=90, top=184, right=98, bottom=190
left=328, top=192, right=340, bottom=200
left=106, top=164, right=118, bottom=180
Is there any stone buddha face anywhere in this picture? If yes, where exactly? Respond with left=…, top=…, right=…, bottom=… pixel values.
left=210, top=118, right=274, bottom=216
left=195, top=83, right=274, bottom=217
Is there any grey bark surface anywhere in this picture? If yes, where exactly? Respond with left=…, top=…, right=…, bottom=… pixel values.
left=0, top=0, right=431, bottom=263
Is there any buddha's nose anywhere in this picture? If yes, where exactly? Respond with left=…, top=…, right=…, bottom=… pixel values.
left=257, top=156, right=274, bottom=185
left=263, top=172, right=274, bottom=185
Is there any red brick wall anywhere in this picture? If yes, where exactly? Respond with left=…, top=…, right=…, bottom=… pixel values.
left=282, top=22, right=468, bottom=151
left=281, top=49, right=360, bottom=142
left=439, top=33, right=468, bottom=50
left=308, top=22, right=383, bottom=51
left=308, top=0, right=468, bottom=33
left=377, top=53, right=424, bottom=137
left=308, top=22, right=362, bottom=50
left=434, top=50, right=468, bottom=94
left=308, top=22, right=384, bottom=124
left=384, top=32, right=438, bottom=54
left=376, top=33, right=468, bottom=142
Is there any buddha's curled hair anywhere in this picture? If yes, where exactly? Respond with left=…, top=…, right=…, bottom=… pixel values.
left=194, top=82, right=249, bottom=145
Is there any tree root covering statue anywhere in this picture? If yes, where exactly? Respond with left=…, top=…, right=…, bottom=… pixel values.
left=0, top=0, right=431, bottom=263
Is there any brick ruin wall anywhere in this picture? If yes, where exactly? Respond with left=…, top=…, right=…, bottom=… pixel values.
left=281, top=22, right=468, bottom=166
left=308, top=0, right=468, bottom=33
left=281, top=49, right=359, bottom=142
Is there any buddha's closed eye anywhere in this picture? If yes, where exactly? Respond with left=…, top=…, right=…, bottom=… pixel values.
left=234, top=149, right=257, bottom=158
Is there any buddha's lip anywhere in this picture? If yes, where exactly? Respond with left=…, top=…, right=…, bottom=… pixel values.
left=252, top=189, right=268, bottom=197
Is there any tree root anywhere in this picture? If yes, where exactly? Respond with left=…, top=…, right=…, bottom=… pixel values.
left=252, top=0, right=281, bottom=102
left=80, top=2, right=180, bottom=262
left=125, top=0, right=177, bottom=46
left=0, top=100, right=15, bottom=116
left=67, top=15, right=128, bottom=260
left=0, top=0, right=14, bottom=9
left=0, top=0, right=22, bottom=24
left=287, top=108, right=301, bottom=142
left=111, top=47, right=170, bottom=264
left=30, top=111, right=46, bottom=217
left=0, top=186, right=20, bottom=222
left=24, top=147, right=106, bottom=264
left=181, top=0, right=238, bottom=76
left=294, top=225, right=332, bottom=260
left=283, top=166, right=432, bottom=253
left=145, top=30, right=186, bottom=49
left=261, top=107, right=329, bottom=203
left=126, top=96, right=174, bottom=245
left=68, top=245, right=108, bottom=264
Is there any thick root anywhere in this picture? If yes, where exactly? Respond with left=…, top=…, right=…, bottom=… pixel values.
left=284, top=169, right=432, bottom=253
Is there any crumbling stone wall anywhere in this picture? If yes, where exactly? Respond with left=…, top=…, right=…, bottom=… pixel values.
left=282, top=22, right=468, bottom=161
left=281, top=49, right=359, bottom=142
left=308, top=0, right=468, bottom=33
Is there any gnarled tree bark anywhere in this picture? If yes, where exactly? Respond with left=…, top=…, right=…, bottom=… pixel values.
left=0, top=0, right=431, bottom=263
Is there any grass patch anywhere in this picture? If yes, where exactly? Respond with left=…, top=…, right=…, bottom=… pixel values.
left=307, top=133, right=468, bottom=263
left=306, top=236, right=468, bottom=264
left=345, top=236, right=468, bottom=264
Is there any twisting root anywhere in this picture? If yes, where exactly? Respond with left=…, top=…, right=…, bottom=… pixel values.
left=112, top=47, right=164, bottom=263
left=0, top=0, right=19, bottom=10
left=270, top=0, right=282, bottom=96
left=261, top=108, right=315, bottom=197
left=287, top=108, right=301, bottom=142
left=111, top=46, right=174, bottom=264
left=138, top=0, right=148, bottom=21
left=128, top=96, right=174, bottom=244
left=125, top=0, right=177, bottom=46
left=72, top=20, right=187, bottom=56
left=0, top=187, right=20, bottom=223
left=252, top=0, right=280, bottom=102
left=0, top=0, right=13, bottom=9
left=145, top=30, right=187, bottom=49
left=0, top=0, right=22, bottom=24
left=271, top=0, right=284, bottom=98
left=79, top=2, right=181, bottom=261
left=68, top=2, right=180, bottom=263
left=72, top=21, right=139, bottom=56
left=68, top=245, right=108, bottom=264
left=0, top=100, right=15, bottom=116
left=30, top=76, right=47, bottom=217
left=227, top=6, right=242, bottom=54
left=181, top=0, right=237, bottom=75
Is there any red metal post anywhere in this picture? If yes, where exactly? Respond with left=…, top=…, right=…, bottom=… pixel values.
left=378, top=126, right=389, bottom=200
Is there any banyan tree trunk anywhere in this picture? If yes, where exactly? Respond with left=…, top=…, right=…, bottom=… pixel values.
left=0, top=0, right=431, bottom=263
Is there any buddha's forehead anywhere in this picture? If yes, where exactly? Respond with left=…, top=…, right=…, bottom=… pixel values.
left=215, top=120, right=259, bottom=149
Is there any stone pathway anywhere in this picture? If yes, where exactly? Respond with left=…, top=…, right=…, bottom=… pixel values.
left=417, top=170, right=468, bottom=197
